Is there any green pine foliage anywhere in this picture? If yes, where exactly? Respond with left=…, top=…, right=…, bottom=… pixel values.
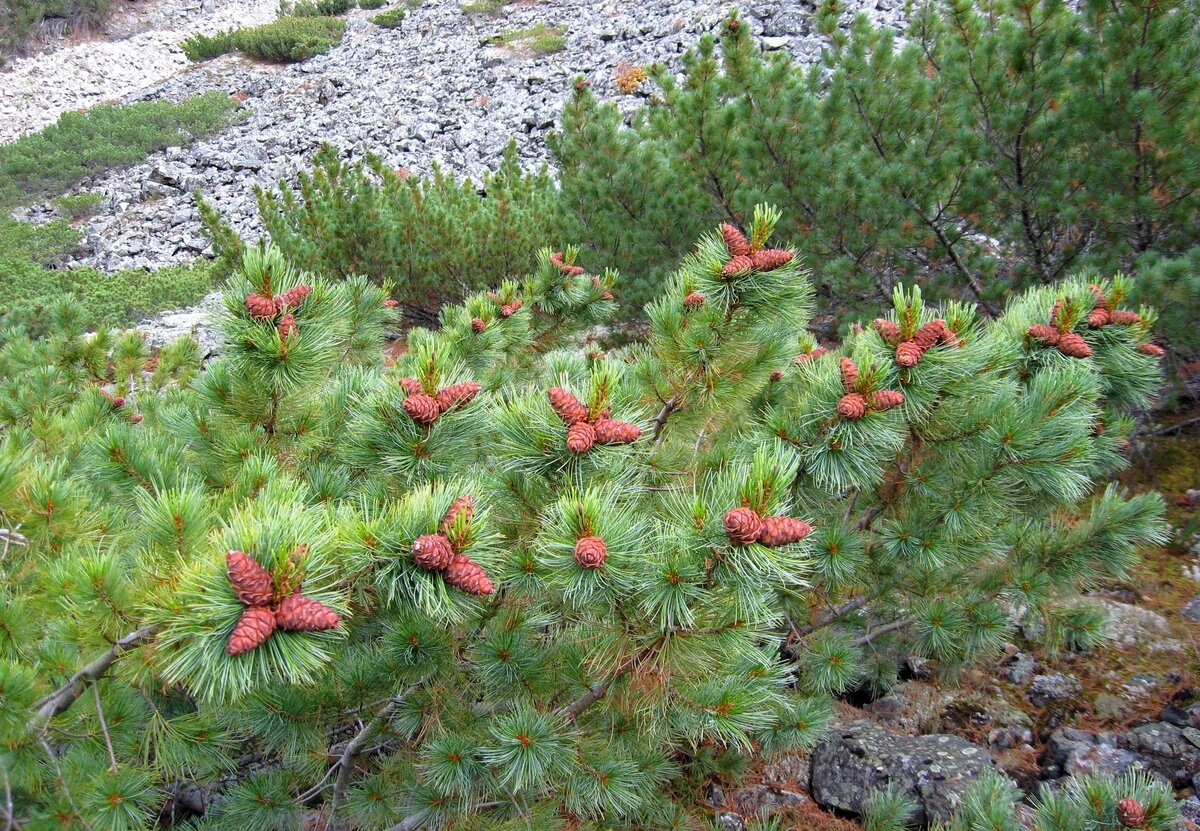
left=371, top=6, right=406, bottom=26
left=200, top=140, right=566, bottom=309
left=550, top=1, right=1200, bottom=331
left=180, top=29, right=237, bottom=61
left=0, top=208, right=1171, bottom=828
left=0, top=92, right=240, bottom=209
left=0, top=0, right=115, bottom=63
left=183, top=16, right=346, bottom=63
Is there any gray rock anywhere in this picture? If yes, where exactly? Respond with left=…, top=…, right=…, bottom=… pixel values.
left=1117, top=722, right=1200, bottom=787
left=809, top=720, right=996, bottom=824
left=716, top=812, right=746, bottom=831
left=1043, top=727, right=1162, bottom=782
left=734, top=783, right=808, bottom=816
left=1180, top=796, right=1200, bottom=827
left=1029, top=674, right=1083, bottom=707
left=1003, top=652, right=1037, bottom=685
left=1183, top=594, right=1200, bottom=622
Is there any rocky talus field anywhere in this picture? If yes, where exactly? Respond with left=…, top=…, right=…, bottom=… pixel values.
left=3, top=1, right=1200, bottom=827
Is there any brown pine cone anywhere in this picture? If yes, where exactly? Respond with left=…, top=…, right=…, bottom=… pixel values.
left=574, top=536, right=608, bottom=569
left=1027, top=323, right=1061, bottom=345
left=895, top=341, right=924, bottom=367
left=402, top=394, right=441, bottom=425
left=245, top=293, right=279, bottom=320
left=1056, top=332, right=1093, bottom=358
left=278, top=315, right=298, bottom=338
left=435, top=381, right=481, bottom=414
left=566, top=421, right=596, bottom=454
left=1050, top=299, right=1064, bottom=326
left=441, top=494, right=475, bottom=534
left=724, top=507, right=764, bottom=546
left=444, top=554, right=494, bottom=595
left=770, top=369, right=783, bottom=382
left=500, top=299, right=523, bottom=317
left=383, top=298, right=399, bottom=308
left=868, top=389, right=905, bottom=411
left=275, top=593, right=340, bottom=631
left=563, top=264, right=586, bottom=277
left=683, top=291, right=706, bottom=310
left=837, top=392, right=869, bottom=420
left=1089, top=283, right=1108, bottom=306
left=722, top=255, right=755, bottom=277
left=720, top=223, right=751, bottom=257
left=912, top=319, right=946, bottom=350
left=1108, top=309, right=1142, bottom=325
left=280, top=284, right=312, bottom=308
left=1136, top=342, right=1164, bottom=357
left=130, top=413, right=143, bottom=424
left=227, top=606, right=277, bottom=655
left=399, top=377, right=424, bottom=396
left=839, top=357, right=859, bottom=392
left=227, top=550, right=276, bottom=607
left=794, top=347, right=828, bottom=364
left=1115, top=797, right=1146, bottom=828
left=549, top=251, right=565, bottom=267
left=1088, top=307, right=1111, bottom=327
left=413, top=533, right=454, bottom=571
left=471, top=317, right=486, bottom=333
left=548, top=387, right=589, bottom=426
left=750, top=248, right=793, bottom=272
left=873, top=319, right=901, bottom=345
left=756, top=516, right=813, bottom=547
left=593, top=417, right=640, bottom=444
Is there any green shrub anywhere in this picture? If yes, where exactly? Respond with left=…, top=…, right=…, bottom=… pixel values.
left=358, top=0, right=385, bottom=9
left=550, top=1, right=1200, bottom=320
left=1, top=0, right=116, bottom=64
left=280, top=0, right=353, bottom=17
left=49, top=191, right=103, bottom=219
left=231, top=16, right=345, bottom=62
left=1131, top=247, right=1200, bottom=364
left=488, top=22, right=566, bottom=54
left=0, top=217, right=80, bottom=264
left=180, top=29, right=236, bottom=61
left=370, top=6, right=404, bottom=26
left=199, top=141, right=566, bottom=308
left=0, top=92, right=239, bottom=209
left=460, top=0, right=508, bottom=11
left=0, top=255, right=218, bottom=337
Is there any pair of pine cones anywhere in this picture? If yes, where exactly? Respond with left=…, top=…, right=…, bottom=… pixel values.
left=245, top=284, right=311, bottom=321
left=724, top=507, right=813, bottom=547
left=873, top=317, right=959, bottom=368
left=837, top=357, right=904, bottom=420
left=411, top=495, right=495, bottom=595
left=225, top=549, right=340, bottom=656
left=400, top=378, right=481, bottom=426
left=719, top=223, right=794, bottom=275
left=548, top=387, right=640, bottom=453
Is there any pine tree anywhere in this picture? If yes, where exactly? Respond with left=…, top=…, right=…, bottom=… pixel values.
left=0, top=207, right=1169, bottom=829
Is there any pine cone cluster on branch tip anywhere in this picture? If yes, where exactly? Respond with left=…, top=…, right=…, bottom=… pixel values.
left=683, top=290, right=706, bottom=310
left=383, top=298, right=399, bottom=308
left=402, top=394, right=441, bottom=425
left=574, top=535, right=608, bottom=569
left=868, top=390, right=904, bottom=411
left=399, top=377, right=424, bottom=396
left=1027, top=303, right=1094, bottom=359
left=245, top=292, right=279, bottom=320
left=500, top=298, right=523, bottom=317
left=435, top=381, right=481, bottom=414
left=1137, top=342, right=1165, bottom=357
left=890, top=319, right=958, bottom=368
left=411, top=496, right=494, bottom=594
left=1087, top=284, right=1142, bottom=329
left=549, top=251, right=585, bottom=277
left=401, top=379, right=481, bottom=426
left=837, top=392, right=868, bottom=419
left=225, top=549, right=340, bottom=656
left=547, top=387, right=640, bottom=453
left=724, top=507, right=813, bottom=547
left=1115, top=797, right=1146, bottom=828
left=100, top=390, right=125, bottom=408
left=471, top=317, right=486, bottom=333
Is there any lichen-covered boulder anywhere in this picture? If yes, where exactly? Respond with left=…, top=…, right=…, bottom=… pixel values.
left=809, top=720, right=996, bottom=824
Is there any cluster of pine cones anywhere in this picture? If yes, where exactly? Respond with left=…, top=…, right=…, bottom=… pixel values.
left=837, top=357, right=904, bottom=420
left=1085, top=285, right=1164, bottom=357
left=411, top=495, right=495, bottom=595
left=475, top=292, right=523, bottom=331
left=1027, top=298, right=1096, bottom=358
left=873, top=317, right=960, bottom=368
left=99, top=389, right=144, bottom=424
left=400, top=377, right=481, bottom=426
left=245, top=283, right=311, bottom=340
left=548, top=387, right=640, bottom=453
left=226, top=548, right=340, bottom=656
left=724, top=507, right=813, bottom=547
left=794, top=346, right=830, bottom=365
left=719, top=223, right=794, bottom=276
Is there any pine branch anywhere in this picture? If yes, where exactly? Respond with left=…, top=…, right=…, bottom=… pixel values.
left=794, top=597, right=868, bottom=637
left=851, top=618, right=912, bottom=647
left=28, top=625, right=158, bottom=733
left=329, top=674, right=431, bottom=812
left=92, top=683, right=118, bottom=773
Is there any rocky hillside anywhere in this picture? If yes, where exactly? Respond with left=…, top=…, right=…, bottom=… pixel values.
left=4, top=0, right=905, bottom=273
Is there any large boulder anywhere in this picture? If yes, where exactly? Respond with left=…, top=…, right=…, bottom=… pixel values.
left=1043, top=722, right=1200, bottom=787
left=809, top=720, right=996, bottom=825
